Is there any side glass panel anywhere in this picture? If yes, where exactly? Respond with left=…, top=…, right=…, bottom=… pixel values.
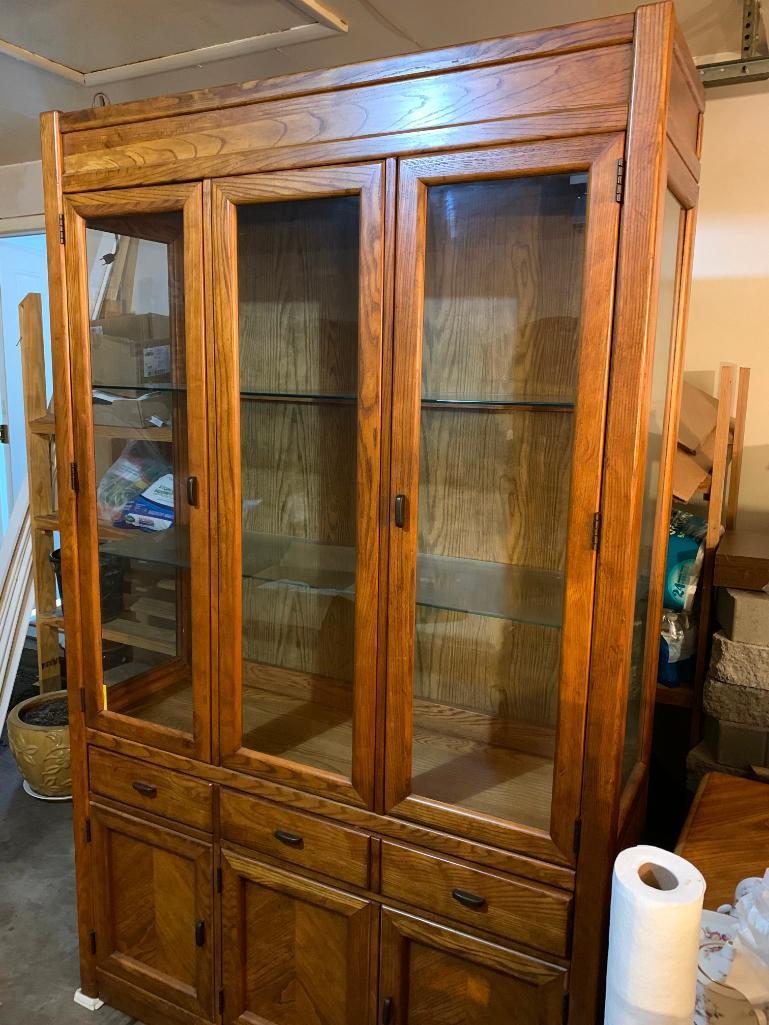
left=86, top=213, right=193, bottom=734
left=411, top=175, right=587, bottom=830
left=622, top=190, right=684, bottom=781
left=236, top=197, right=359, bottom=780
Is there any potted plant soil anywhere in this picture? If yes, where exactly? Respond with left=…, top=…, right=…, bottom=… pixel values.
left=7, top=690, right=71, bottom=799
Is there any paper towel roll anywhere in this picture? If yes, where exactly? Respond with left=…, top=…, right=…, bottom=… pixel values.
left=605, top=845, right=706, bottom=1025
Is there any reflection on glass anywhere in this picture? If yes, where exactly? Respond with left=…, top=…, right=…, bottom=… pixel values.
left=622, top=190, right=684, bottom=782
left=411, top=175, right=587, bottom=830
left=86, top=212, right=193, bottom=734
left=237, top=196, right=360, bottom=779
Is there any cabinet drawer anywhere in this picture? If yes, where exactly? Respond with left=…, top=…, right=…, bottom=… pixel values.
left=89, top=747, right=213, bottom=832
left=220, top=789, right=370, bottom=889
left=380, top=841, right=571, bottom=957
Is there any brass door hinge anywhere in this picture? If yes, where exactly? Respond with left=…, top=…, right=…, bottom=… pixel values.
left=563, top=991, right=570, bottom=1023
left=84, top=817, right=91, bottom=843
left=58, top=213, right=65, bottom=245
left=70, top=462, right=79, bottom=492
left=88, top=930, right=96, bottom=955
left=216, top=866, right=223, bottom=894
left=615, top=158, right=625, bottom=203
left=219, top=989, right=225, bottom=1015
left=573, top=816, right=582, bottom=855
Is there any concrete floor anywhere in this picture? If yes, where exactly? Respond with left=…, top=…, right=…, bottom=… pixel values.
left=0, top=743, right=141, bottom=1024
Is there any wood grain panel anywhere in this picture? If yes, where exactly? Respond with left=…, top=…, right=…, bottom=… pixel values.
left=570, top=5, right=678, bottom=1022
left=61, top=46, right=631, bottom=191
left=40, top=109, right=99, bottom=998
left=381, top=842, right=571, bottom=957
left=87, top=725, right=576, bottom=891
left=237, top=194, right=358, bottom=395
left=419, top=409, right=573, bottom=571
left=220, top=788, right=371, bottom=889
left=221, top=850, right=375, bottom=1025
left=89, top=747, right=213, bottom=831
left=90, top=803, right=213, bottom=1019
left=415, top=610, right=561, bottom=726
left=59, top=14, right=634, bottom=132
left=379, top=909, right=566, bottom=1025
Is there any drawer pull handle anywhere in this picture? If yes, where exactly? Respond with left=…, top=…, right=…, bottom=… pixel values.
left=195, top=920, right=206, bottom=947
left=186, top=475, right=199, bottom=507
left=452, top=888, right=486, bottom=910
left=382, top=996, right=393, bottom=1024
left=132, top=781, right=157, bottom=798
left=394, top=494, right=405, bottom=528
left=274, top=829, right=304, bottom=848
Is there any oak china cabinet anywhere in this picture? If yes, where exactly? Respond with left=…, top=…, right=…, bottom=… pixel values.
left=40, top=4, right=703, bottom=1023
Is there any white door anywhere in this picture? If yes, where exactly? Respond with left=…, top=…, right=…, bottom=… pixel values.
left=0, top=233, right=50, bottom=541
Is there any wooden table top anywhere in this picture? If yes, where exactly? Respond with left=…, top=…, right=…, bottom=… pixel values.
left=677, top=771, right=769, bottom=910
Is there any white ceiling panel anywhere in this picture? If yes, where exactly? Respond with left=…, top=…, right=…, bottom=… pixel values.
left=1, top=0, right=309, bottom=72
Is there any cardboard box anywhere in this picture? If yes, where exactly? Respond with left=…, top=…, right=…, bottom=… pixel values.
left=678, top=380, right=719, bottom=454
left=90, top=330, right=172, bottom=388
left=92, top=390, right=172, bottom=429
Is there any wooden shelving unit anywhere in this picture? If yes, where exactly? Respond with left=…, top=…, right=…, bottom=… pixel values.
left=19, top=292, right=62, bottom=692
left=655, top=364, right=751, bottom=733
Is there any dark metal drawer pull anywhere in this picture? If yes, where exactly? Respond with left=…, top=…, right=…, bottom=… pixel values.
left=274, top=829, right=304, bottom=848
left=394, top=494, right=405, bottom=528
left=452, top=887, right=486, bottom=910
left=195, top=920, right=205, bottom=947
left=186, top=475, right=199, bottom=507
left=131, top=781, right=157, bottom=798
left=381, top=996, right=393, bottom=1024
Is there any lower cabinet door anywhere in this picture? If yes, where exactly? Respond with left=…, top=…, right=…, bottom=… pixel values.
left=221, top=849, right=376, bottom=1025
left=379, top=908, right=567, bottom=1025
left=90, top=803, right=214, bottom=1020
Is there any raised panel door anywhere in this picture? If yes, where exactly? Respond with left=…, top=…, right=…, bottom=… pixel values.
left=220, top=850, right=375, bottom=1025
left=90, top=803, right=214, bottom=1019
left=379, top=908, right=566, bottom=1025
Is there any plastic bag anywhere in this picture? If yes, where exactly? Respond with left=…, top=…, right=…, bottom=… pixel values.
left=658, top=609, right=697, bottom=685
left=663, top=509, right=708, bottom=612
left=96, top=441, right=172, bottom=527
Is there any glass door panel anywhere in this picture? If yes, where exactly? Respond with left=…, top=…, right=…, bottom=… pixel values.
left=214, top=165, right=383, bottom=807
left=414, top=176, right=581, bottom=832
left=387, top=138, right=623, bottom=861
left=238, top=196, right=358, bottom=780
left=64, top=186, right=209, bottom=759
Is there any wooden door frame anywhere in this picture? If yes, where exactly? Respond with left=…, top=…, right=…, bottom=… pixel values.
left=210, top=162, right=385, bottom=809
left=90, top=802, right=214, bottom=1019
left=62, top=182, right=211, bottom=761
left=384, top=133, right=624, bottom=866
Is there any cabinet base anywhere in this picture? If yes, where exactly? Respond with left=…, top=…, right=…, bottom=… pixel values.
left=74, top=989, right=104, bottom=1011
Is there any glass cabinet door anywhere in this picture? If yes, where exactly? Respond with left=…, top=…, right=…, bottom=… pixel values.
left=386, top=137, right=624, bottom=863
left=63, top=185, right=210, bottom=760
left=213, top=165, right=384, bottom=807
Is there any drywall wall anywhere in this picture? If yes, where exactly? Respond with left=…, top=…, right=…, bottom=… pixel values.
left=686, top=80, right=769, bottom=531
left=0, top=160, right=43, bottom=223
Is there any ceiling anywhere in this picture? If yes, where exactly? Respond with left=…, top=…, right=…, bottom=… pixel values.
left=0, top=0, right=748, bottom=166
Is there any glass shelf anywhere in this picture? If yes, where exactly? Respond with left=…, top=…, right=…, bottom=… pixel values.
left=92, top=383, right=183, bottom=393
left=238, top=532, right=562, bottom=626
left=99, top=526, right=189, bottom=569
left=421, top=396, right=575, bottom=412
left=240, top=390, right=356, bottom=405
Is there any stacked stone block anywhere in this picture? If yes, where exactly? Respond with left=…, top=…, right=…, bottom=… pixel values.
left=687, top=588, right=769, bottom=788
